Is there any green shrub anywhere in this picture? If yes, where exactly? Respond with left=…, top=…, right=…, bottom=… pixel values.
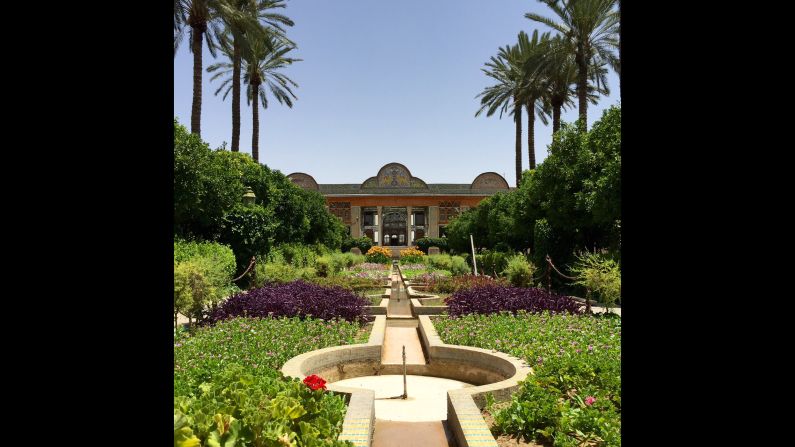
left=415, top=237, right=448, bottom=253
left=503, top=254, right=536, bottom=287
left=341, top=236, right=374, bottom=254
left=570, top=251, right=621, bottom=308
left=426, top=254, right=452, bottom=271
left=476, top=251, right=511, bottom=276
left=450, top=256, right=470, bottom=276
left=254, top=262, right=317, bottom=286
left=174, top=260, right=212, bottom=324
left=174, top=240, right=238, bottom=324
left=315, top=255, right=333, bottom=277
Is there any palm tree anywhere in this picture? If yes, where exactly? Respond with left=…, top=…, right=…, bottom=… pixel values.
left=244, top=36, right=300, bottom=162
left=476, top=44, right=524, bottom=187
left=516, top=31, right=551, bottom=170
left=225, top=1, right=293, bottom=152
left=174, top=0, right=246, bottom=136
left=526, top=0, right=618, bottom=130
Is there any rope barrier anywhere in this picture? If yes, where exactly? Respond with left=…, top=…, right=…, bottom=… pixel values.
left=546, top=255, right=578, bottom=280
left=232, top=256, right=256, bottom=282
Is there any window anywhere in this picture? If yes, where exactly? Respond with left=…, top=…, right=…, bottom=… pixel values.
left=413, top=211, right=425, bottom=226
left=363, top=211, right=376, bottom=226
left=439, top=226, right=448, bottom=238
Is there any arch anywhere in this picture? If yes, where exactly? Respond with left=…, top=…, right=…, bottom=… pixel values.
left=361, top=162, right=428, bottom=189
left=470, top=172, right=510, bottom=190
left=287, top=172, right=319, bottom=190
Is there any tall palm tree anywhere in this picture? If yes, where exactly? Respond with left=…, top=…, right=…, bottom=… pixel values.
left=526, top=0, right=618, bottom=130
left=476, top=44, right=525, bottom=187
left=530, top=35, right=611, bottom=136
left=516, top=31, right=551, bottom=170
left=225, top=1, right=293, bottom=152
left=244, top=36, right=300, bottom=162
left=174, top=0, right=245, bottom=136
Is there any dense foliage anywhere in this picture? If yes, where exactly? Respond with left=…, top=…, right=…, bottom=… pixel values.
left=446, top=286, right=582, bottom=316
left=205, top=281, right=370, bottom=324
left=445, top=107, right=621, bottom=280
left=435, top=312, right=621, bottom=446
left=174, top=120, right=347, bottom=276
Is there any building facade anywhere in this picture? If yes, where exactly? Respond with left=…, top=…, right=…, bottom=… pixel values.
left=288, top=163, right=510, bottom=249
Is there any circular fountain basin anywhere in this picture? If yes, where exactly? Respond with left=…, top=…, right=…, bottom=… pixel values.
left=333, top=375, right=474, bottom=422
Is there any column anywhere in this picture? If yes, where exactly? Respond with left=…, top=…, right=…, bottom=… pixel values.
left=428, top=206, right=439, bottom=237
left=406, top=205, right=413, bottom=246
left=351, top=206, right=361, bottom=238
left=376, top=206, right=383, bottom=246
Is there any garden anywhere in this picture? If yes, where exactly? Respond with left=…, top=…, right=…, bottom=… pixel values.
left=174, top=105, right=621, bottom=446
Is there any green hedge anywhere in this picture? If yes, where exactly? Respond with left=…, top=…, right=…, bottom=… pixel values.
left=415, top=237, right=448, bottom=253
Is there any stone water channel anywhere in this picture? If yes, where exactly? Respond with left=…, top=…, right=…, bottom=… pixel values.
left=281, top=264, right=533, bottom=447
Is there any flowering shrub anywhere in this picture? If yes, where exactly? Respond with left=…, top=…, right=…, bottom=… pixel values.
left=427, top=274, right=507, bottom=294
left=204, top=281, right=370, bottom=324
left=407, top=271, right=451, bottom=283
left=303, top=374, right=327, bottom=391
left=399, top=247, right=425, bottom=264
left=365, top=246, right=392, bottom=264
left=446, top=286, right=582, bottom=316
left=434, top=312, right=620, bottom=446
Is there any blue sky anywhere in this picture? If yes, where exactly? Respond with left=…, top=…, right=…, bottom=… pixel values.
left=174, top=0, right=620, bottom=186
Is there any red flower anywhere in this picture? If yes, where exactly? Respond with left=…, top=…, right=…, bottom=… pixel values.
left=303, top=374, right=327, bottom=391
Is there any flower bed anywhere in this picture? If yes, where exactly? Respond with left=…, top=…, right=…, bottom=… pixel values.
left=205, top=281, right=370, bottom=324
left=340, top=263, right=391, bottom=279
left=435, top=312, right=621, bottom=446
left=446, top=286, right=582, bottom=316
left=175, top=316, right=366, bottom=446
left=426, top=274, right=508, bottom=294
left=402, top=268, right=452, bottom=280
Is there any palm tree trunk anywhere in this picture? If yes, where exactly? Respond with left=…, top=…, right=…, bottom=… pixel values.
left=191, top=27, right=204, bottom=136
left=553, top=101, right=562, bottom=134
left=576, top=50, right=588, bottom=131
left=514, top=100, right=523, bottom=187
left=252, top=85, right=260, bottom=162
left=231, top=38, right=241, bottom=152
left=527, top=101, right=536, bottom=170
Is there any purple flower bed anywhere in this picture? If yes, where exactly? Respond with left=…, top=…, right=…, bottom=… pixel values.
left=204, top=280, right=370, bottom=324
left=446, top=286, right=583, bottom=317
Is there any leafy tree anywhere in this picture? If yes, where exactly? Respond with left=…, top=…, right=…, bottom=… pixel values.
left=174, top=119, right=243, bottom=239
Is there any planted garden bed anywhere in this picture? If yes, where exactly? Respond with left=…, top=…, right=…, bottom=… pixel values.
left=174, top=316, right=368, bottom=446
left=435, top=312, right=621, bottom=446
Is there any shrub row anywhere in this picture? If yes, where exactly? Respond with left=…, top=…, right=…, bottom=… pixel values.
left=204, top=281, right=370, bottom=324
left=446, top=286, right=583, bottom=317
